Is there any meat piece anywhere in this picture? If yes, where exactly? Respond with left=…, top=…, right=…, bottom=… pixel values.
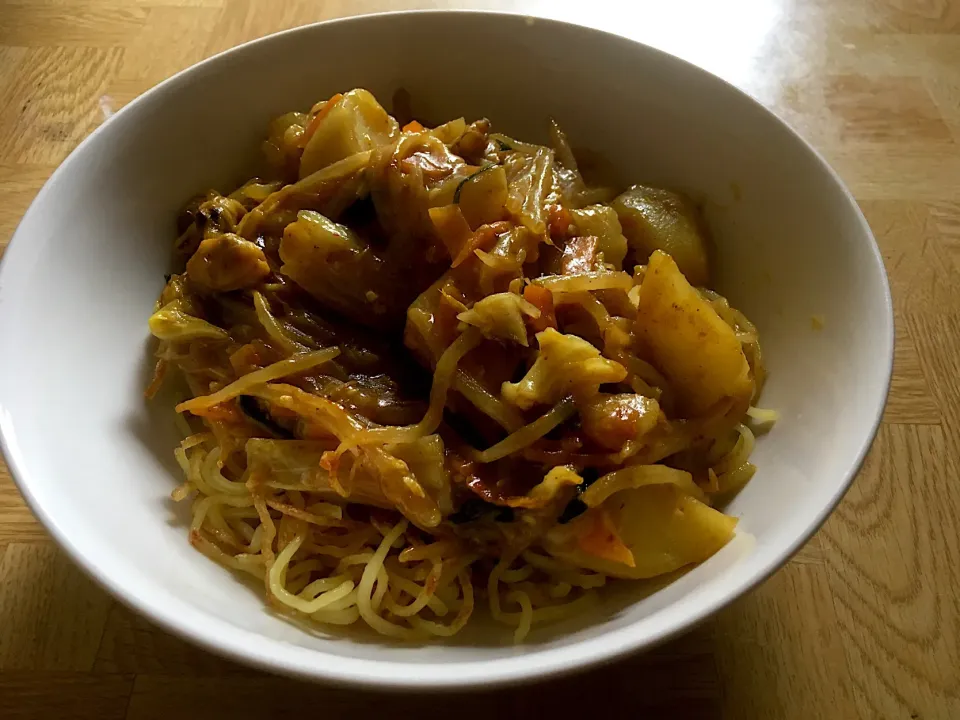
left=186, top=233, right=270, bottom=291
left=580, top=393, right=662, bottom=451
left=559, top=235, right=602, bottom=275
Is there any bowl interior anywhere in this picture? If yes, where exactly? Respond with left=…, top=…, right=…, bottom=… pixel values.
left=0, top=11, right=891, bottom=687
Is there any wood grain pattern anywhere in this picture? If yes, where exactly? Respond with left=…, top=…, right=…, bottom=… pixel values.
left=0, top=544, right=111, bottom=671
left=0, top=0, right=958, bottom=717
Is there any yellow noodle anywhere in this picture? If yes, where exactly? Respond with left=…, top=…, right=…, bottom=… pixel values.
left=269, top=535, right=359, bottom=615
left=408, top=570, right=474, bottom=637
left=157, top=96, right=773, bottom=644
left=399, top=541, right=458, bottom=563
left=507, top=590, right=534, bottom=643
left=311, top=606, right=362, bottom=625
left=371, top=565, right=390, bottom=612
left=386, top=560, right=442, bottom=617
left=202, top=448, right=248, bottom=496
left=521, top=551, right=607, bottom=589
left=487, top=553, right=519, bottom=623
left=352, top=520, right=420, bottom=638
left=190, top=532, right=265, bottom=579
left=500, top=564, right=535, bottom=584
left=495, top=591, right=600, bottom=627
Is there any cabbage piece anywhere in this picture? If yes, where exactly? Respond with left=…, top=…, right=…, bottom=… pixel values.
left=279, top=210, right=400, bottom=328
left=503, top=147, right=554, bottom=236
left=543, top=483, right=736, bottom=579
left=185, top=233, right=271, bottom=291
left=428, top=204, right=474, bottom=259
left=456, top=292, right=539, bottom=346
left=299, top=89, right=399, bottom=178
left=246, top=438, right=392, bottom=510
left=580, top=465, right=705, bottom=507
left=635, top=250, right=752, bottom=417
left=532, top=271, right=634, bottom=296
left=237, top=150, right=374, bottom=240
left=404, top=275, right=455, bottom=366
left=613, top=185, right=710, bottom=287
left=579, top=393, right=661, bottom=451
left=372, top=133, right=470, bottom=258
left=476, top=225, right=539, bottom=296
left=569, top=205, right=628, bottom=269
left=502, top=328, right=626, bottom=410
left=246, top=437, right=450, bottom=529
left=149, top=299, right=227, bottom=342
left=430, top=117, right=467, bottom=146
left=229, top=179, right=283, bottom=208
left=457, top=165, right=508, bottom=229
left=357, top=445, right=444, bottom=528
left=388, top=434, right=453, bottom=516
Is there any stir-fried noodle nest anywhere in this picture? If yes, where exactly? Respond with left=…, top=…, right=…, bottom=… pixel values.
left=148, top=88, right=776, bottom=642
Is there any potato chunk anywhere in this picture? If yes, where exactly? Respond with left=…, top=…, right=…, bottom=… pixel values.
left=299, top=89, right=399, bottom=178
left=613, top=185, right=710, bottom=287
left=544, top=484, right=737, bottom=579
left=635, top=250, right=752, bottom=416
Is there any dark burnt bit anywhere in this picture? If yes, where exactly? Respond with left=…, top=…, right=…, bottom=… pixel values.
left=557, top=466, right=601, bottom=524
left=237, top=395, right=295, bottom=439
left=176, top=207, right=198, bottom=236
left=448, top=497, right=515, bottom=524
left=579, top=466, right=601, bottom=488
left=448, top=497, right=488, bottom=524
left=544, top=404, right=580, bottom=440
left=494, top=506, right=515, bottom=523
left=391, top=87, right=414, bottom=127
left=557, top=497, right=587, bottom=524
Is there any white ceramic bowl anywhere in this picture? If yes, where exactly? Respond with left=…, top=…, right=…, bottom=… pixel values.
left=0, top=10, right=892, bottom=688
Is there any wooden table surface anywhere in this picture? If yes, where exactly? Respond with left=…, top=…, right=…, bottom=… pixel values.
left=1, top=0, right=959, bottom=717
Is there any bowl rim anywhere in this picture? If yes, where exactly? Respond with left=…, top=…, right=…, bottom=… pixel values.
left=0, top=8, right=894, bottom=690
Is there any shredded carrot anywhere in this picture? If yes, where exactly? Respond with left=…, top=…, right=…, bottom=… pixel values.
left=144, top=359, right=168, bottom=399
left=189, top=400, right=244, bottom=423
left=523, top=285, right=557, bottom=331
left=320, top=450, right=341, bottom=475
left=229, top=343, right=263, bottom=376
left=577, top=508, right=635, bottom=567
left=402, top=119, right=425, bottom=133
left=436, top=287, right=468, bottom=345
left=452, top=224, right=500, bottom=268
left=303, top=92, right=343, bottom=145
left=547, top=204, right=574, bottom=240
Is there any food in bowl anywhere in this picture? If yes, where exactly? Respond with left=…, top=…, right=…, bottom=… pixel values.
left=147, top=88, right=771, bottom=642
